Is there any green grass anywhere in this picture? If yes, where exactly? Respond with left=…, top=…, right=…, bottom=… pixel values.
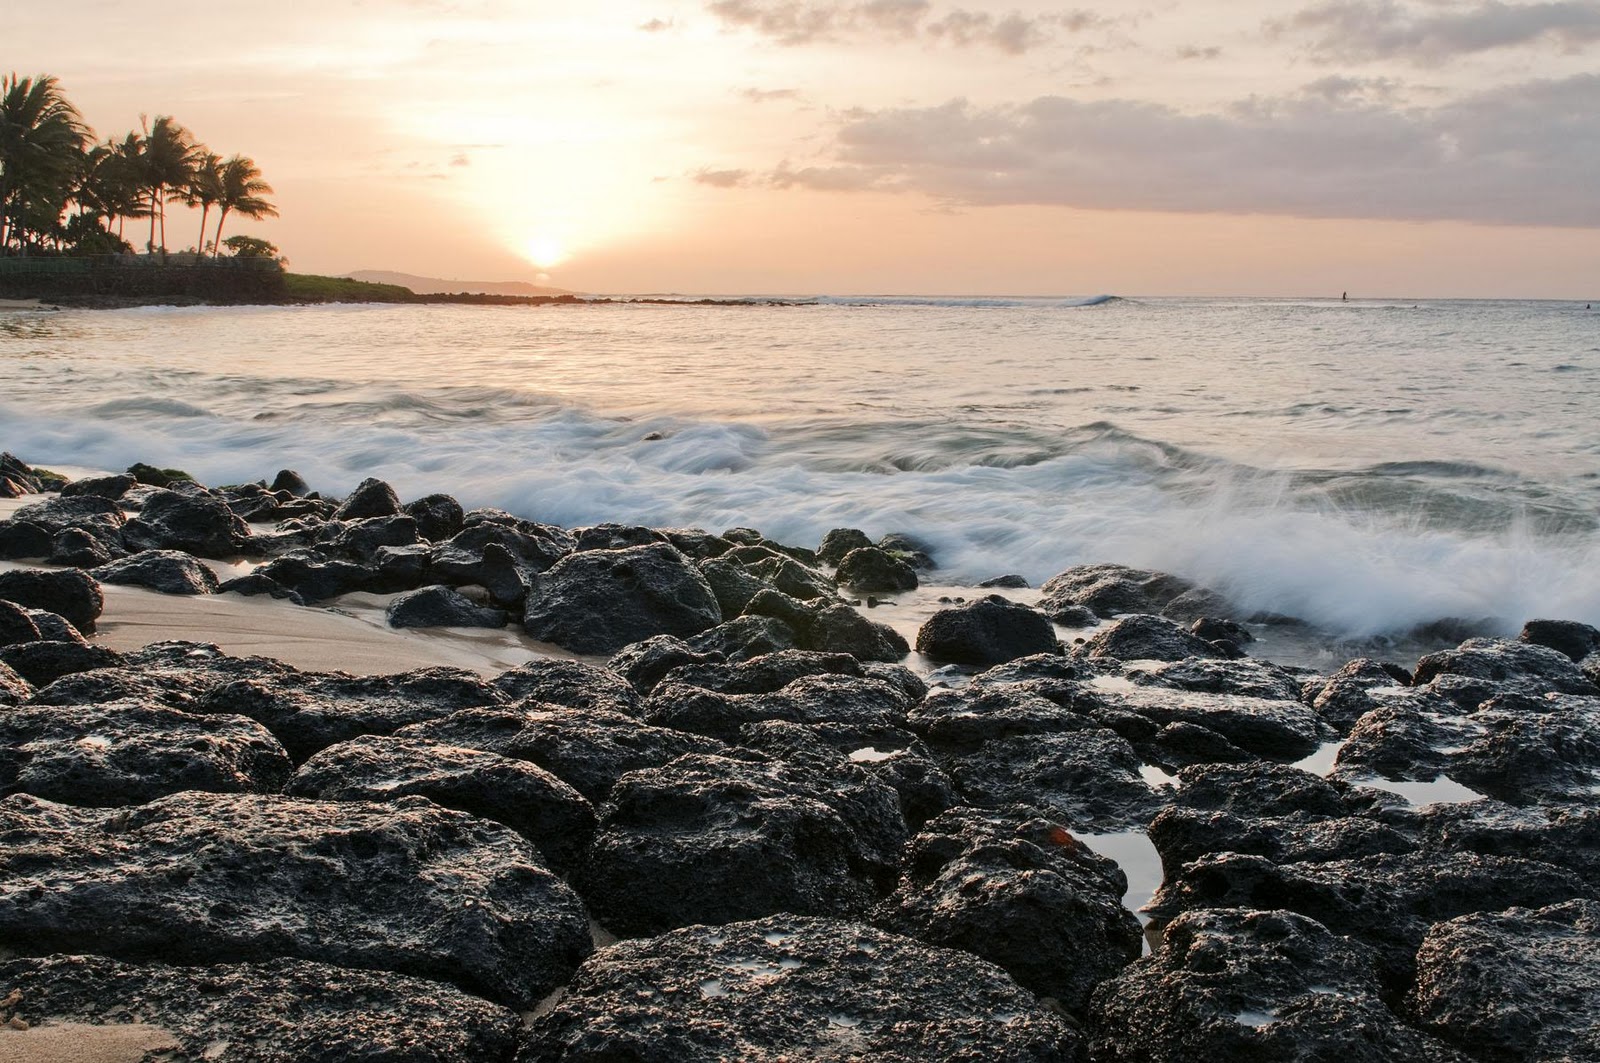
left=283, top=273, right=415, bottom=303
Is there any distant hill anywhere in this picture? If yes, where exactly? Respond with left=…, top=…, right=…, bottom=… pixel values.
left=344, top=271, right=576, bottom=297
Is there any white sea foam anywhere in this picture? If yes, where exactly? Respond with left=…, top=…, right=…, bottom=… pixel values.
left=5, top=297, right=1598, bottom=641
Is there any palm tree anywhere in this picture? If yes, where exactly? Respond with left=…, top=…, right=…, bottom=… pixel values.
left=0, top=73, right=91, bottom=255
left=138, top=114, right=197, bottom=254
left=177, top=150, right=223, bottom=254
left=212, top=154, right=277, bottom=256
left=102, top=133, right=149, bottom=240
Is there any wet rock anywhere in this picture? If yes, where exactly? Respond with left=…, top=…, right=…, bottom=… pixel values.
left=11, top=494, right=127, bottom=540
left=573, top=522, right=668, bottom=552
left=403, top=492, right=466, bottom=541
left=1077, top=613, right=1226, bottom=663
left=738, top=719, right=957, bottom=830
left=1190, top=616, right=1255, bottom=646
left=1445, top=692, right=1600, bottom=805
left=1126, top=657, right=1302, bottom=703
left=0, top=599, right=42, bottom=647
left=915, top=595, right=1058, bottom=666
left=126, top=463, right=196, bottom=489
left=122, top=489, right=249, bottom=558
left=945, top=727, right=1166, bottom=832
left=491, top=659, right=643, bottom=717
left=643, top=674, right=911, bottom=744
left=801, top=602, right=909, bottom=662
left=59, top=473, right=137, bottom=500
left=270, top=468, right=311, bottom=495
left=216, top=571, right=305, bottom=604
left=688, top=614, right=797, bottom=661
left=401, top=706, right=726, bottom=804
left=524, top=542, right=722, bottom=655
left=0, top=791, right=591, bottom=1007
left=1518, top=618, right=1600, bottom=663
left=0, top=519, right=52, bottom=559
left=1101, top=686, right=1327, bottom=763
left=197, top=666, right=508, bottom=762
left=1148, top=849, right=1594, bottom=994
left=876, top=532, right=935, bottom=570
left=386, top=585, right=508, bottom=629
left=817, top=527, right=872, bottom=566
left=742, top=586, right=818, bottom=631
left=608, top=634, right=723, bottom=695
left=875, top=804, right=1141, bottom=1012
left=1307, top=658, right=1409, bottom=734
left=979, top=573, right=1030, bottom=588
left=1161, top=586, right=1240, bottom=623
left=1040, top=562, right=1190, bottom=620
left=0, top=953, right=519, bottom=1063
left=1412, top=637, right=1599, bottom=709
left=524, top=914, right=1079, bottom=1061
left=288, top=735, right=595, bottom=875
left=698, top=555, right=767, bottom=616
left=0, top=698, right=292, bottom=806
left=661, top=528, right=734, bottom=561
left=0, top=567, right=104, bottom=634
left=1417, top=800, right=1600, bottom=885
left=432, top=524, right=571, bottom=601
left=90, top=549, right=220, bottom=595
left=0, top=640, right=124, bottom=687
left=835, top=546, right=919, bottom=593
left=327, top=514, right=421, bottom=563
left=1090, top=908, right=1467, bottom=1063
left=907, top=684, right=1100, bottom=747
left=0, top=452, right=41, bottom=492
left=48, top=527, right=115, bottom=567
left=251, top=552, right=372, bottom=602
left=1411, top=899, right=1600, bottom=1063
left=660, top=649, right=866, bottom=695
left=581, top=752, right=906, bottom=936
left=865, top=661, right=929, bottom=704
left=742, top=553, right=836, bottom=601
left=332, top=477, right=403, bottom=521
left=20, top=608, right=87, bottom=645
left=0, top=660, right=33, bottom=706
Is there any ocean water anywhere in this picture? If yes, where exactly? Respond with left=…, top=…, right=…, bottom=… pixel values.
left=3, top=295, right=1598, bottom=640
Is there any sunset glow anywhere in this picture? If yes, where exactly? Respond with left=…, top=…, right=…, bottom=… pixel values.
left=12, top=0, right=1597, bottom=295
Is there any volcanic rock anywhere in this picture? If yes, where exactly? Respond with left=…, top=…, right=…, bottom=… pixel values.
left=386, top=585, right=508, bottom=629
left=0, top=567, right=104, bottom=634
left=524, top=542, right=722, bottom=655
left=915, top=595, right=1057, bottom=666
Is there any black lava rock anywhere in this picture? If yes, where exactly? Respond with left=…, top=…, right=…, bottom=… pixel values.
left=122, top=488, right=250, bottom=558
left=0, top=599, right=42, bottom=647
left=403, top=492, right=466, bottom=541
left=835, top=546, right=919, bottom=593
left=0, top=791, right=591, bottom=1008
left=91, top=549, right=221, bottom=595
left=0, top=953, right=520, bottom=1062
left=333, top=477, right=403, bottom=521
left=386, top=585, right=508, bottom=629
left=288, top=735, right=595, bottom=875
left=524, top=914, right=1080, bottom=1062
left=915, top=594, right=1058, bottom=666
left=524, top=542, right=722, bottom=655
left=491, top=658, right=644, bottom=716
left=0, top=640, right=124, bottom=687
left=0, top=567, right=104, bottom=634
left=1077, top=613, right=1227, bottom=662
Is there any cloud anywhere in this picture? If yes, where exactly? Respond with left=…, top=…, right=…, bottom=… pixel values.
left=638, top=17, right=675, bottom=31
left=706, top=0, right=1103, bottom=52
left=1176, top=44, right=1222, bottom=60
left=759, top=74, right=1600, bottom=227
left=1270, top=0, right=1600, bottom=62
left=740, top=87, right=802, bottom=102
left=693, top=167, right=754, bottom=187
left=449, top=153, right=471, bottom=167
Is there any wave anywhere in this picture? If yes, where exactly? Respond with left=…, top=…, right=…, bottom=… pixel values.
left=7, top=398, right=1598, bottom=640
left=803, top=294, right=1120, bottom=309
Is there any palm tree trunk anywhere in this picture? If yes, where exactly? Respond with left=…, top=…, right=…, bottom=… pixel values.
left=214, top=207, right=230, bottom=257
left=147, top=191, right=157, bottom=253
left=197, top=205, right=210, bottom=255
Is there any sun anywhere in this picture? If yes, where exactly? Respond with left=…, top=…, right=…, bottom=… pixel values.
left=524, top=235, right=569, bottom=270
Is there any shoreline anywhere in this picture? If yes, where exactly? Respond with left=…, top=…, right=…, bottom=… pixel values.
left=1, top=455, right=1596, bottom=1060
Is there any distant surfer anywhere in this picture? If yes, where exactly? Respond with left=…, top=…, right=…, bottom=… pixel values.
left=1341, top=291, right=1348, bottom=302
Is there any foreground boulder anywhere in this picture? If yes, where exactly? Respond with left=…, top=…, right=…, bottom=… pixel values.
left=122, top=488, right=250, bottom=558
left=524, top=914, right=1081, bottom=1061
left=91, top=549, right=221, bottom=595
left=288, top=735, right=595, bottom=875
left=580, top=752, right=906, bottom=937
left=0, top=792, right=591, bottom=1007
left=1090, top=908, right=1466, bottom=1062
left=1411, top=899, right=1600, bottom=1063
left=0, top=699, right=292, bottom=806
left=0, top=568, right=104, bottom=634
left=0, top=954, right=520, bottom=1062
left=915, top=595, right=1057, bottom=666
left=524, top=542, right=722, bottom=654
left=386, top=585, right=508, bottom=629
left=874, top=805, right=1142, bottom=1013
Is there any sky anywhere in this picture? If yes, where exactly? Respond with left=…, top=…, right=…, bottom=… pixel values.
left=12, top=0, right=1600, bottom=296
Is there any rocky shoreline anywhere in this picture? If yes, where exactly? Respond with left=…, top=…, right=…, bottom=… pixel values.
left=1, top=450, right=1596, bottom=1061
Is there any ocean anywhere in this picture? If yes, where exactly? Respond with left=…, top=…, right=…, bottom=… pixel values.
left=3, top=295, right=1597, bottom=645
